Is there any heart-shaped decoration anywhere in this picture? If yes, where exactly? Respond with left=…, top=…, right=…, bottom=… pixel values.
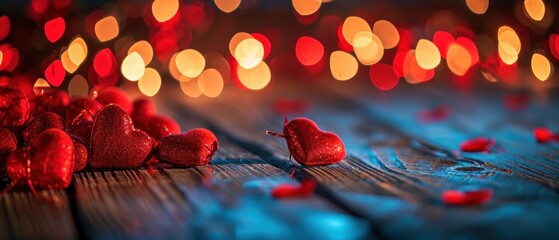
left=131, top=98, right=180, bottom=140
left=154, top=128, right=218, bottom=167
left=94, top=87, right=133, bottom=113
left=23, top=112, right=66, bottom=144
left=65, top=97, right=103, bottom=124
left=44, top=17, right=65, bottom=43
left=71, top=136, right=88, bottom=172
left=44, top=59, right=66, bottom=87
left=90, top=104, right=153, bottom=169
left=0, top=128, right=17, bottom=168
left=68, top=116, right=94, bottom=142
left=33, top=89, right=70, bottom=117
left=268, top=118, right=346, bottom=166
left=0, top=86, right=29, bottom=127
left=460, top=137, right=494, bottom=152
left=7, top=128, right=74, bottom=189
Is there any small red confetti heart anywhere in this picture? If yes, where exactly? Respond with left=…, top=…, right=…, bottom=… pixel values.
left=7, top=128, right=74, bottom=189
left=271, top=179, right=316, bottom=199
left=460, top=137, right=494, bottom=153
left=154, top=128, right=218, bottom=167
left=44, top=17, right=66, bottom=43
left=44, top=59, right=66, bottom=87
left=90, top=104, right=153, bottom=170
left=442, top=189, right=493, bottom=205
left=418, top=105, right=449, bottom=123
left=267, top=117, right=346, bottom=166
left=0, top=86, right=29, bottom=127
left=534, top=127, right=553, bottom=143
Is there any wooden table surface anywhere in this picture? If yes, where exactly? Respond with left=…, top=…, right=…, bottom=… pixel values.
left=1, top=80, right=558, bottom=239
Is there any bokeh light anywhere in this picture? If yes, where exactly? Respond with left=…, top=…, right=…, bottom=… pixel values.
left=152, top=0, right=179, bottom=23
left=447, top=43, right=472, bottom=76
left=372, top=20, right=400, bottom=49
left=95, top=16, right=119, bottom=42
left=524, top=0, right=545, bottom=21
left=342, top=16, right=371, bottom=47
left=138, top=67, right=162, bottom=96
left=68, top=74, right=89, bottom=97
left=295, top=36, right=325, bottom=66
left=175, top=49, right=205, bottom=78
left=237, top=61, right=271, bottom=90
left=292, top=0, right=321, bottom=16
left=352, top=32, right=384, bottom=65
left=404, top=50, right=434, bottom=83
left=180, top=77, right=202, bottom=98
left=465, top=0, right=489, bottom=15
left=214, top=0, right=241, bottom=13
left=330, top=50, right=358, bottom=81
left=235, top=38, right=265, bottom=69
left=531, top=52, right=551, bottom=81
left=415, top=39, right=440, bottom=70
left=370, top=63, right=399, bottom=91
left=44, top=17, right=65, bottom=43
left=128, top=40, right=153, bottom=66
left=197, top=68, right=224, bottom=98
left=121, top=52, right=145, bottom=81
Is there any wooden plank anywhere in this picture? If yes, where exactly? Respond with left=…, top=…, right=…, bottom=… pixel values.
left=0, top=190, right=78, bottom=239
left=168, top=81, right=559, bottom=239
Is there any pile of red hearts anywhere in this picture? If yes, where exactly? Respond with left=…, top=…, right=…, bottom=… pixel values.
left=0, top=85, right=219, bottom=190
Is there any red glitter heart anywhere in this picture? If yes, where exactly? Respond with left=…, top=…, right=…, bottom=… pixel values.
left=271, top=179, right=316, bottom=199
left=71, top=136, right=88, bottom=172
left=0, top=86, right=29, bottom=127
left=442, top=189, right=493, bottom=205
left=7, top=128, right=74, bottom=189
left=0, top=128, right=18, bottom=169
left=44, top=17, right=65, bottom=43
left=131, top=98, right=180, bottom=140
left=65, top=97, right=103, bottom=124
left=154, top=128, right=218, bottom=167
left=23, top=112, right=65, bottom=144
left=268, top=118, right=346, bottom=166
left=33, top=89, right=70, bottom=117
left=534, top=127, right=553, bottom=143
left=460, top=137, right=494, bottom=153
left=93, top=87, right=133, bottom=113
left=44, top=59, right=66, bottom=87
left=90, top=104, right=153, bottom=169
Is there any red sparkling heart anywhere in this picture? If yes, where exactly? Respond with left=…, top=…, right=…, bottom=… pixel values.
left=0, top=128, right=18, bottom=169
left=534, top=127, right=553, bottom=143
left=65, top=97, right=103, bottom=124
left=44, top=17, right=65, bottom=43
left=274, top=118, right=346, bottom=166
left=132, top=98, right=157, bottom=118
left=7, top=128, right=74, bottom=189
left=44, top=59, right=66, bottom=87
left=460, top=137, right=494, bottom=153
left=93, top=87, right=133, bottom=113
left=442, top=189, right=493, bottom=205
left=90, top=104, right=153, bottom=170
left=33, top=89, right=70, bottom=117
left=131, top=98, right=180, bottom=140
left=0, top=86, right=29, bottom=127
left=23, top=112, right=65, bottom=144
left=271, top=179, right=316, bottom=199
left=154, top=128, right=218, bottom=167
left=71, top=136, right=88, bottom=172
left=68, top=116, right=94, bottom=142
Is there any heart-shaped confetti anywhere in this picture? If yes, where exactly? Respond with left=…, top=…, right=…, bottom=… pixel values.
left=534, top=127, right=553, bottom=143
left=0, top=86, right=29, bottom=127
left=154, top=128, right=218, bottom=167
left=442, top=189, right=493, bottom=206
left=44, top=59, right=66, bottom=87
left=460, top=137, right=494, bottom=153
left=90, top=104, right=153, bottom=169
left=44, top=17, right=65, bottom=43
left=271, top=179, right=316, bottom=199
left=7, top=128, right=74, bottom=189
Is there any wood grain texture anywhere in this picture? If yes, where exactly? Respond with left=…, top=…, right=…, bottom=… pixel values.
left=0, top=190, right=78, bottom=239
left=169, top=81, right=559, bottom=239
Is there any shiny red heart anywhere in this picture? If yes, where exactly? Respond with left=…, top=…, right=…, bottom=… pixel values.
left=0, top=86, right=29, bottom=127
left=68, top=116, right=94, bottom=142
left=65, top=97, right=103, bottom=124
left=33, top=89, right=70, bottom=117
left=93, top=87, right=133, bottom=113
left=23, top=112, right=65, bottom=144
left=71, top=136, right=88, bottom=172
left=131, top=98, right=180, bottom=140
left=44, top=59, right=66, bottom=87
left=0, top=128, right=17, bottom=169
left=272, top=118, right=346, bottom=166
left=460, top=137, right=494, bottom=152
left=90, top=104, right=153, bottom=169
left=7, top=128, right=74, bottom=189
left=44, top=17, right=65, bottom=43
left=154, top=128, right=218, bottom=167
